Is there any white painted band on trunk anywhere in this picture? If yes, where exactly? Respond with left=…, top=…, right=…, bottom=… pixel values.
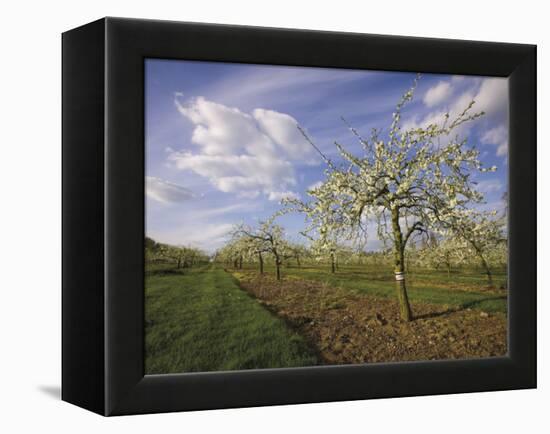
left=395, top=272, right=405, bottom=281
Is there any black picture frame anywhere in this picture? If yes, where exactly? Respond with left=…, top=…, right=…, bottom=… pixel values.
left=62, top=17, right=536, bottom=416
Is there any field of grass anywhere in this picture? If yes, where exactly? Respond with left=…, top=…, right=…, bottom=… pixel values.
left=234, top=263, right=508, bottom=314
left=145, top=261, right=507, bottom=373
left=145, top=264, right=317, bottom=374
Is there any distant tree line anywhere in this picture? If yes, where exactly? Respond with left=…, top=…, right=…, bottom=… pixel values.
left=213, top=220, right=506, bottom=284
left=145, top=237, right=210, bottom=269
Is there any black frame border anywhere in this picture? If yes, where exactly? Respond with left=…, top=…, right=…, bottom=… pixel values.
left=67, top=17, right=537, bottom=416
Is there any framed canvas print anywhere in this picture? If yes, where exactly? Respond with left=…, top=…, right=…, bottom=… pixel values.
left=62, top=17, right=536, bottom=416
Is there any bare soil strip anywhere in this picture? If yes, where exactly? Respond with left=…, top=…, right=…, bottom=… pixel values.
left=233, top=270, right=507, bottom=365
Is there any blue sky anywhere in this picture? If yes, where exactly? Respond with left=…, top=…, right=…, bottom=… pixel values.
left=145, top=59, right=508, bottom=253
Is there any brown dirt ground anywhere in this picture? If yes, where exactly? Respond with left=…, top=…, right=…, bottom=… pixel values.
left=232, top=270, right=507, bottom=365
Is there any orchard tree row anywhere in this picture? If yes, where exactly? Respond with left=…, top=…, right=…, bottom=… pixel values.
left=145, top=237, right=210, bottom=269
left=217, top=75, right=507, bottom=321
left=214, top=221, right=506, bottom=281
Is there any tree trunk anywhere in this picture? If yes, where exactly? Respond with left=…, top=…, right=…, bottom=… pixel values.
left=258, top=252, right=264, bottom=274
left=391, top=207, right=413, bottom=321
left=239, top=255, right=243, bottom=269
left=233, top=258, right=238, bottom=269
left=276, top=260, right=281, bottom=280
left=471, top=242, right=493, bottom=287
left=330, top=251, right=335, bottom=273
left=296, top=255, right=301, bottom=268
left=479, top=255, right=493, bottom=287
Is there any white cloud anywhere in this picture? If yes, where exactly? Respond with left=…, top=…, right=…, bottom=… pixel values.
left=175, top=96, right=276, bottom=157
left=403, top=77, right=508, bottom=157
left=186, top=223, right=234, bottom=249
left=423, top=81, right=453, bottom=107
left=149, top=222, right=234, bottom=253
left=168, top=152, right=295, bottom=198
left=402, top=110, right=445, bottom=132
left=472, top=78, right=508, bottom=119
left=253, top=108, right=315, bottom=161
left=146, top=176, right=194, bottom=204
left=475, top=200, right=506, bottom=215
left=307, top=181, right=324, bottom=191
left=476, top=178, right=503, bottom=194
left=267, top=191, right=301, bottom=202
left=481, top=125, right=508, bottom=157
left=405, top=77, right=507, bottom=130
left=170, top=96, right=315, bottom=199
left=404, top=87, right=476, bottom=132
left=191, top=203, right=259, bottom=219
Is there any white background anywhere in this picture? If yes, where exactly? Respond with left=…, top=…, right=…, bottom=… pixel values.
left=0, top=0, right=546, bottom=432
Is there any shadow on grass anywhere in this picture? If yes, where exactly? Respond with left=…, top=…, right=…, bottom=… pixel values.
left=459, top=295, right=507, bottom=310
left=414, top=295, right=507, bottom=320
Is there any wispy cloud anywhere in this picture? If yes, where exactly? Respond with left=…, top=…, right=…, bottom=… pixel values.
left=268, top=191, right=301, bottom=202
left=481, top=125, right=508, bottom=157
left=146, top=176, right=194, bottom=204
left=149, top=222, right=234, bottom=252
left=423, top=81, right=453, bottom=107
left=476, top=178, right=503, bottom=194
left=190, top=202, right=260, bottom=219
left=200, top=65, right=372, bottom=108
left=403, top=76, right=508, bottom=158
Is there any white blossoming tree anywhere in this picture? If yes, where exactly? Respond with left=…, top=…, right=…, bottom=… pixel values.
left=233, top=217, right=291, bottom=281
left=285, top=76, right=496, bottom=321
left=285, top=242, right=310, bottom=268
left=417, top=234, right=469, bottom=276
left=444, top=210, right=506, bottom=286
left=309, top=238, right=353, bottom=273
left=215, top=236, right=248, bottom=269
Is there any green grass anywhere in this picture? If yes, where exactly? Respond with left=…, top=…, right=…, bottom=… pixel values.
left=238, top=263, right=508, bottom=314
left=145, top=264, right=317, bottom=374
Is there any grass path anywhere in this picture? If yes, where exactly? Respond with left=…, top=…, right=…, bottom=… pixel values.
left=145, top=265, right=317, bottom=374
